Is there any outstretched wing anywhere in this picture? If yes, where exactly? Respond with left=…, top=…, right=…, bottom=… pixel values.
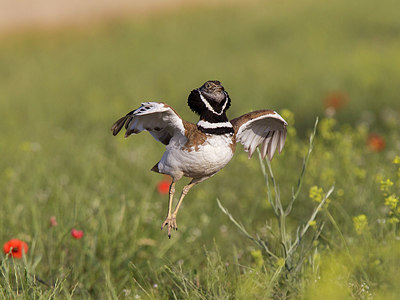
left=231, top=110, right=287, bottom=161
left=111, top=102, right=186, bottom=145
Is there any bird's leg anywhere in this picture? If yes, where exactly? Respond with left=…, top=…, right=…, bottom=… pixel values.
left=161, top=177, right=207, bottom=238
left=161, top=181, right=176, bottom=238
left=171, top=181, right=197, bottom=225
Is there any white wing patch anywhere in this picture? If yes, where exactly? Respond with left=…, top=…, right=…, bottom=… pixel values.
left=234, top=111, right=287, bottom=161
left=111, top=102, right=186, bottom=145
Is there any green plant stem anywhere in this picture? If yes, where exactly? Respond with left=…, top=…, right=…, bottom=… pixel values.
left=287, top=117, right=319, bottom=216
left=287, top=186, right=334, bottom=258
left=217, top=199, right=279, bottom=260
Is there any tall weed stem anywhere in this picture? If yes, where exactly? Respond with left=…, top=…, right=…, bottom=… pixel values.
left=218, top=118, right=334, bottom=281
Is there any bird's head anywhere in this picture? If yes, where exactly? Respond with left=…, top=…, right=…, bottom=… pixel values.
left=188, top=80, right=231, bottom=121
left=199, top=80, right=225, bottom=102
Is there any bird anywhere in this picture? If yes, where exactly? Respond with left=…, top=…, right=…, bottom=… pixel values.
left=111, top=80, right=287, bottom=238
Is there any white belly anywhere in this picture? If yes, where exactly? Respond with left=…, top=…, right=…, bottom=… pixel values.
left=158, top=134, right=234, bottom=180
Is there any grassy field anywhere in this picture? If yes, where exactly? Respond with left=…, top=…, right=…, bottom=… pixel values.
left=1, top=0, right=400, bottom=298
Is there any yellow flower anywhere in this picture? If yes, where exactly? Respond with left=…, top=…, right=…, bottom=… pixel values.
left=393, top=156, right=400, bottom=164
left=319, top=118, right=337, bottom=140
left=250, top=250, right=264, bottom=269
left=280, top=109, right=295, bottom=126
left=353, top=214, right=368, bottom=235
left=308, top=220, right=317, bottom=227
left=277, top=257, right=285, bottom=268
left=389, top=217, right=399, bottom=224
left=287, top=127, right=297, bottom=137
left=375, top=174, right=384, bottom=183
left=279, top=109, right=296, bottom=138
left=380, top=179, right=393, bottom=192
left=321, top=168, right=335, bottom=185
left=384, top=195, right=398, bottom=210
left=354, top=168, right=366, bottom=180
left=309, top=186, right=324, bottom=203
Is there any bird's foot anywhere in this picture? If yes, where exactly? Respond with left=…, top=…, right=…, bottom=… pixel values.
left=161, top=215, right=178, bottom=238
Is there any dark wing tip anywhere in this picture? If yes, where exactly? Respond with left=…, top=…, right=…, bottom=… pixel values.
left=111, top=115, right=129, bottom=136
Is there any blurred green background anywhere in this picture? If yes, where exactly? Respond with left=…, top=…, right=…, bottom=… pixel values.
left=1, top=0, right=399, bottom=133
left=1, top=0, right=399, bottom=298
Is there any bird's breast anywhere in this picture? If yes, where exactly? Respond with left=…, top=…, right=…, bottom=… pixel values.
left=160, top=133, right=235, bottom=178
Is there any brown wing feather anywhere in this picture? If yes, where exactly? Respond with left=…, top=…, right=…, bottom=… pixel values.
left=231, top=110, right=276, bottom=132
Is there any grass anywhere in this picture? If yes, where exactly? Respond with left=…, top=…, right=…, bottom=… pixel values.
left=1, top=0, right=400, bottom=298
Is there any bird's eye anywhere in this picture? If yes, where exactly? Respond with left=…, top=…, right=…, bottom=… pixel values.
left=205, top=83, right=212, bottom=89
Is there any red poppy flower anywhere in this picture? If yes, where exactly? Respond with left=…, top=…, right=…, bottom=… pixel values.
left=71, top=229, right=84, bottom=239
left=367, top=134, right=385, bottom=152
left=323, top=92, right=349, bottom=116
left=49, top=216, right=58, bottom=227
left=157, top=180, right=171, bottom=195
left=3, top=239, right=28, bottom=258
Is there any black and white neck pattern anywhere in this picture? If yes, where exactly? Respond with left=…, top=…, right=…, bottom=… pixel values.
left=197, top=119, right=234, bottom=135
left=188, top=89, right=232, bottom=123
left=188, top=86, right=234, bottom=134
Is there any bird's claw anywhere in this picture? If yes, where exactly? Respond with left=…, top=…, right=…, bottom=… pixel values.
left=161, top=216, right=178, bottom=238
